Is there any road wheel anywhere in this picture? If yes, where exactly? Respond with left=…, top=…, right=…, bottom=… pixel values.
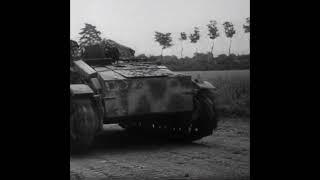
left=70, top=99, right=99, bottom=153
left=118, top=89, right=219, bottom=142
left=170, top=89, right=219, bottom=141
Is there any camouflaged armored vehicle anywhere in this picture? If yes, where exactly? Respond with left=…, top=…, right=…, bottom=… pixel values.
left=70, top=41, right=219, bottom=152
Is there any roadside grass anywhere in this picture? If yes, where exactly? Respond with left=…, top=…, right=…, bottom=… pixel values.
left=180, top=70, right=250, bottom=118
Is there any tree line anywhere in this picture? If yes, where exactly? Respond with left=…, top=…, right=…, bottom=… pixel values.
left=72, top=18, right=249, bottom=59
left=154, top=17, right=250, bottom=59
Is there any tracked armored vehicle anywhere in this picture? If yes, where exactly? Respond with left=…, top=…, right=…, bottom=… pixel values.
left=70, top=42, right=219, bottom=152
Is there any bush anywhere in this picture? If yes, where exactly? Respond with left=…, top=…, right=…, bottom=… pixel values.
left=139, top=53, right=250, bottom=71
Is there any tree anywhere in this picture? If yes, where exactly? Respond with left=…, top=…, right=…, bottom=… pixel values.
left=101, top=38, right=135, bottom=58
left=154, top=32, right=173, bottom=59
left=136, top=54, right=148, bottom=59
left=78, top=23, right=102, bottom=51
left=179, top=32, right=187, bottom=58
left=207, top=20, right=220, bottom=59
left=243, top=17, right=250, bottom=33
left=189, top=27, right=200, bottom=54
left=70, top=39, right=79, bottom=62
left=223, top=21, right=236, bottom=56
left=243, top=17, right=250, bottom=48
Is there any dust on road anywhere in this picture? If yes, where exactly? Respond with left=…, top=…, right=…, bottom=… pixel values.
left=70, top=118, right=250, bottom=180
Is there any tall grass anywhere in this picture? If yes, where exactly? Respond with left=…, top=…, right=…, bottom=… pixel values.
left=180, top=70, right=250, bottom=118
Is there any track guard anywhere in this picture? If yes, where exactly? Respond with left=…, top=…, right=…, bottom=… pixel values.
left=70, top=84, right=94, bottom=97
left=70, top=84, right=103, bottom=152
left=193, top=79, right=216, bottom=91
left=192, top=79, right=219, bottom=132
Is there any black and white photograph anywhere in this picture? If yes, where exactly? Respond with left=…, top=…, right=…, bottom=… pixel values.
left=70, top=0, right=250, bottom=179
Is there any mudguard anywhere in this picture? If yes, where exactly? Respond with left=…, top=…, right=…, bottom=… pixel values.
left=70, top=84, right=94, bottom=98
left=193, top=80, right=216, bottom=90
left=73, top=60, right=97, bottom=78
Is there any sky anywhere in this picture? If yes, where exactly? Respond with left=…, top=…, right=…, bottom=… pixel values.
left=71, top=0, right=250, bottom=57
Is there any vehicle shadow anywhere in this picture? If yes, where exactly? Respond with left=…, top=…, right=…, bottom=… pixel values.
left=71, top=124, right=212, bottom=157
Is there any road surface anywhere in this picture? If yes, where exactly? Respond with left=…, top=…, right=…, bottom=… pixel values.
left=70, top=118, right=250, bottom=180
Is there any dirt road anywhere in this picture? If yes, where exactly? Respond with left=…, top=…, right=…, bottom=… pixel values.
left=70, top=118, right=250, bottom=180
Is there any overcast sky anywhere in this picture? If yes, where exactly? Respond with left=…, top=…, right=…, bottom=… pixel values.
left=71, top=0, right=250, bottom=57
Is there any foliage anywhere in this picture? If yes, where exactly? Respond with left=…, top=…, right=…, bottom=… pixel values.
left=223, top=22, right=236, bottom=38
left=207, top=20, right=220, bottom=40
left=243, top=17, right=250, bottom=33
left=207, top=20, right=220, bottom=59
left=136, top=54, right=148, bottom=59
left=154, top=32, right=173, bottom=50
left=70, top=40, right=80, bottom=62
left=189, top=27, right=200, bottom=43
left=223, top=22, right=236, bottom=55
left=179, top=32, right=187, bottom=41
left=78, top=23, right=102, bottom=50
left=189, top=27, right=201, bottom=54
left=154, top=32, right=173, bottom=57
left=100, top=38, right=135, bottom=58
left=179, top=32, right=188, bottom=58
left=140, top=53, right=250, bottom=71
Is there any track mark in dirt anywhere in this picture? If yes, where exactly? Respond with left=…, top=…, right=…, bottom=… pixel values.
left=70, top=118, right=250, bottom=180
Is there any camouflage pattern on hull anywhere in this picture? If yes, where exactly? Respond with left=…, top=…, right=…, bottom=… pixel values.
left=96, top=64, right=194, bottom=118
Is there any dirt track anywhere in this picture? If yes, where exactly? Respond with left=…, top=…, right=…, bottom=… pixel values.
left=70, top=118, right=250, bottom=180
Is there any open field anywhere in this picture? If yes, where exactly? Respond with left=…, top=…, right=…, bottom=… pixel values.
left=179, top=70, right=249, bottom=82
left=70, top=117, right=250, bottom=180
left=180, top=70, right=250, bottom=117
